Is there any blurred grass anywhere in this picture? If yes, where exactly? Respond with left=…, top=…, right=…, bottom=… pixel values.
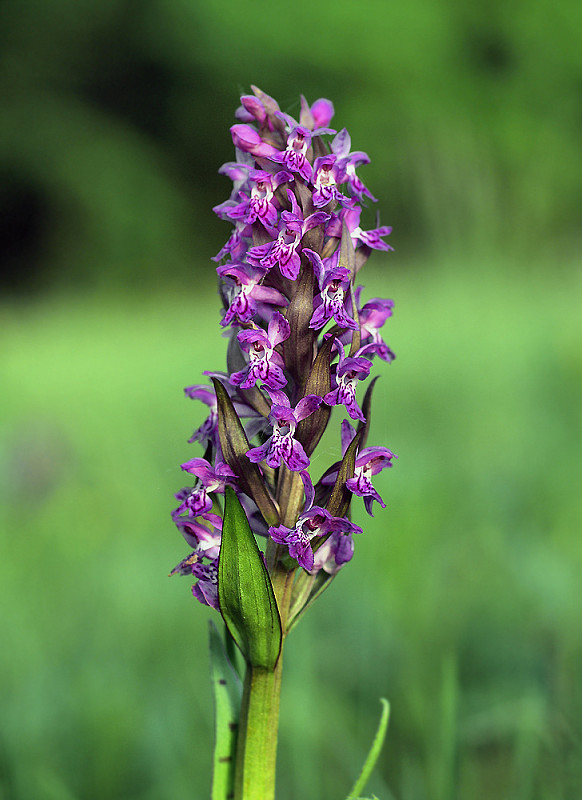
left=1, top=257, right=581, bottom=799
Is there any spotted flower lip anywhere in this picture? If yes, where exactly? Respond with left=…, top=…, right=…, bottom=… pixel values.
left=324, top=344, right=372, bottom=422
left=175, top=458, right=237, bottom=517
left=303, top=248, right=358, bottom=331
left=224, top=169, right=294, bottom=231
left=217, top=262, right=287, bottom=327
left=312, top=155, right=348, bottom=208
left=246, top=391, right=322, bottom=472
left=230, top=311, right=290, bottom=390
left=268, top=125, right=317, bottom=181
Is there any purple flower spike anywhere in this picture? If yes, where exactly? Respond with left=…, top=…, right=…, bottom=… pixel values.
left=324, top=343, right=372, bottom=422
left=217, top=262, right=287, bottom=327
left=269, top=506, right=362, bottom=572
left=303, top=249, right=358, bottom=331
left=230, top=311, right=291, bottom=390
left=246, top=391, right=322, bottom=472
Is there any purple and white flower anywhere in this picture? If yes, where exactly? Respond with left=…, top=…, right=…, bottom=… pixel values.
left=312, top=155, right=347, bottom=208
left=324, top=343, right=372, bottom=422
left=230, top=311, right=290, bottom=390
left=246, top=390, right=322, bottom=472
left=217, top=263, right=287, bottom=327
left=303, top=249, right=358, bottom=330
left=269, top=506, right=362, bottom=572
left=331, top=128, right=377, bottom=202
left=174, top=458, right=237, bottom=517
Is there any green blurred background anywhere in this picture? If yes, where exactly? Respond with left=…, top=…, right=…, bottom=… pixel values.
left=1, top=0, right=581, bottom=798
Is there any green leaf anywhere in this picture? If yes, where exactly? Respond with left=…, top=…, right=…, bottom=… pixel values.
left=345, top=699, right=390, bottom=800
left=209, top=621, right=242, bottom=800
left=212, top=378, right=279, bottom=527
left=218, top=487, right=282, bottom=669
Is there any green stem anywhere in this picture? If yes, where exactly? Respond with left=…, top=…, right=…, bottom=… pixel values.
left=234, top=659, right=284, bottom=800
left=234, top=565, right=294, bottom=800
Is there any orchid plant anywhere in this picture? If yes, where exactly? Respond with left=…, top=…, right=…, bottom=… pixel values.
left=171, top=86, right=396, bottom=800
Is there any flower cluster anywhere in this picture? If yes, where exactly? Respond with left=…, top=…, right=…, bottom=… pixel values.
left=171, top=87, right=397, bottom=609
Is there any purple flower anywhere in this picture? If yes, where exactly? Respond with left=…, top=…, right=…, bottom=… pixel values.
left=236, top=87, right=282, bottom=132
left=212, top=220, right=251, bottom=263
left=172, top=512, right=223, bottom=560
left=247, top=191, right=329, bottom=280
left=184, top=384, right=220, bottom=447
left=312, top=155, right=347, bottom=208
left=301, top=96, right=335, bottom=129
left=230, top=311, right=290, bottom=390
left=322, top=420, right=397, bottom=515
left=326, top=204, right=393, bottom=255
left=331, top=128, right=377, bottom=202
left=231, top=124, right=279, bottom=158
left=269, top=506, right=362, bottom=572
left=269, top=126, right=314, bottom=181
left=217, top=263, right=287, bottom=327
left=246, top=390, right=322, bottom=471
left=192, top=559, right=219, bottom=609
left=175, top=458, right=237, bottom=516
left=303, top=249, right=358, bottom=330
left=354, top=290, right=396, bottom=362
left=324, top=343, right=372, bottom=422
left=312, top=530, right=355, bottom=574
left=347, top=446, right=397, bottom=515
left=224, top=169, right=293, bottom=231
